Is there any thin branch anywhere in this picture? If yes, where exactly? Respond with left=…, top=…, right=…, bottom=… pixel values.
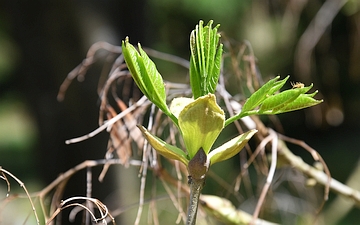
left=35, top=159, right=141, bottom=222
left=158, top=175, right=187, bottom=224
left=295, top=0, right=348, bottom=81
left=277, top=141, right=360, bottom=206
left=86, top=167, right=93, bottom=224
left=65, top=95, right=149, bottom=144
left=251, top=129, right=278, bottom=225
left=0, top=169, right=10, bottom=196
left=47, top=196, right=116, bottom=225
left=278, top=133, right=331, bottom=202
left=0, top=167, right=40, bottom=225
left=142, top=47, right=190, bottom=69
left=57, top=42, right=123, bottom=102
left=186, top=177, right=205, bottom=225
left=134, top=104, right=156, bottom=225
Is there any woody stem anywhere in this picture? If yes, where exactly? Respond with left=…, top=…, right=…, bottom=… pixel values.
left=186, top=176, right=205, bottom=225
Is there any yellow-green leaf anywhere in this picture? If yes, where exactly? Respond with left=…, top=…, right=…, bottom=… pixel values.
left=208, top=129, right=257, bottom=165
left=137, top=125, right=189, bottom=165
left=170, top=97, right=194, bottom=119
left=179, top=94, right=225, bottom=158
left=122, top=38, right=175, bottom=122
left=189, top=20, right=223, bottom=99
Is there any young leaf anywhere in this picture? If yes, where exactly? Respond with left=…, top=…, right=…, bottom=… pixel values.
left=169, top=97, right=194, bottom=119
left=122, top=38, right=174, bottom=121
left=178, top=94, right=225, bottom=159
left=267, top=76, right=290, bottom=96
left=189, top=20, right=223, bottom=99
left=208, top=43, right=223, bottom=94
left=137, top=125, right=189, bottom=166
left=189, top=55, right=201, bottom=99
left=259, top=84, right=313, bottom=113
left=241, top=76, right=289, bottom=113
left=204, top=22, right=222, bottom=95
left=224, top=76, right=288, bottom=126
left=208, top=129, right=257, bottom=165
left=273, top=91, right=323, bottom=114
left=122, top=38, right=147, bottom=95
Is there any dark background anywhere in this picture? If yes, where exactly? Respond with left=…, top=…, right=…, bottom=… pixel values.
left=1, top=0, right=360, bottom=224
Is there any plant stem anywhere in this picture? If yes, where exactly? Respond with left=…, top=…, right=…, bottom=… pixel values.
left=187, top=177, right=205, bottom=225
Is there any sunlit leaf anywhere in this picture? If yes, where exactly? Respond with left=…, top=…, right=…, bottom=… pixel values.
left=122, top=38, right=174, bottom=121
left=208, top=129, right=257, bottom=165
left=189, top=20, right=223, bottom=99
left=225, top=76, right=288, bottom=126
left=179, top=94, right=225, bottom=159
left=137, top=125, right=189, bottom=165
left=122, top=38, right=146, bottom=95
left=225, top=78, right=323, bottom=126
left=273, top=91, right=323, bottom=113
left=241, top=76, right=288, bottom=113
left=267, top=76, right=290, bottom=96
left=259, top=84, right=313, bottom=113
left=189, top=55, right=201, bottom=99
left=169, top=97, right=194, bottom=119
left=137, top=45, right=167, bottom=107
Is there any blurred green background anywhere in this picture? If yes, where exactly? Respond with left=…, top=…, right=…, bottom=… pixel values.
left=1, top=0, right=360, bottom=224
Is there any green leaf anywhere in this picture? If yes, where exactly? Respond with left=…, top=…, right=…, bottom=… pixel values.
left=225, top=77, right=323, bottom=126
left=208, top=43, right=223, bottom=94
left=179, top=94, right=225, bottom=159
left=189, top=55, right=201, bottom=99
left=267, top=76, right=290, bottom=96
left=122, top=38, right=146, bottom=95
left=225, top=76, right=288, bottom=126
left=273, top=91, right=323, bottom=113
left=189, top=20, right=223, bottom=99
left=259, top=84, right=313, bottom=113
left=169, top=97, right=194, bottom=119
left=241, top=76, right=289, bottom=113
left=137, top=125, right=189, bottom=165
left=122, top=38, right=174, bottom=121
left=208, top=129, right=257, bottom=165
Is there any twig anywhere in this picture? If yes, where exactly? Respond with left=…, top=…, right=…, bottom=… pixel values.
left=278, top=133, right=331, bottom=202
left=0, top=167, right=40, bottom=225
left=57, top=42, right=123, bottom=101
left=142, top=47, right=190, bottom=69
left=134, top=104, right=156, bottom=225
left=0, top=169, right=10, bottom=196
left=65, top=95, right=149, bottom=144
left=86, top=167, right=93, bottom=224
left=158, top=175, right=187, bottom=224
left=251, top=129, right=278, bottom=225
left=277, top=139, right=360, bottom=205
left=200, top=195, right=279, bottom=225
left=46, top=196, right=116, bottom=225
left=295, top=0, right=348, bottom=81
left=34, top=159, right=141, bottom=222
left=186, top=177, right=205, bottom=225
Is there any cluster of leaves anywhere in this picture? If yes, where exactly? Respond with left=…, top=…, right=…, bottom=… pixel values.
left=121, top=21, right=322, bottom=225
left=121, top=20, right=322, bottom=172
left=122, top=21, right=259, bottom=171
left=225, top=76, right=322, bottom=126
left=189, top=20, right=223, bottom=99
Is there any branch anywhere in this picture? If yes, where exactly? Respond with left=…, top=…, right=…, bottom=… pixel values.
left=0, top=167, right=40, bottom=225
left=277, top=140, right=360, bottom=206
